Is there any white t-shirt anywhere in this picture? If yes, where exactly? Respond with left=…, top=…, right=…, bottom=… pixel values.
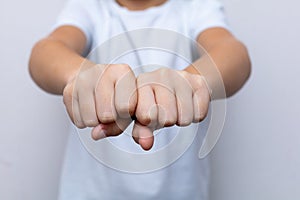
left=54, top=0, right=228, bottom=199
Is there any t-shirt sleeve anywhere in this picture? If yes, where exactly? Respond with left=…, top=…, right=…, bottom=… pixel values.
left=188, top=0, right=230, bottom=40
left=52, top=0, right=96, bottom=54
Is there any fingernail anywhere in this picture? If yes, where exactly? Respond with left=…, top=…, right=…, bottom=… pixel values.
left=98, top=129, right=107, bottom=139
left=92, top=126, right=107, bottom=140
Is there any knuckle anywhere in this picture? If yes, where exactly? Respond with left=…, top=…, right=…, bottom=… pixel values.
left=163, top=117, right=177, bottom=127
left=157, top=68, right=170, bottom=79
left=74, top=121, right=85, bottom=129
left=194, top=111, right=208, bottom=122
left=83, top=119, right=99, bottom=127
left=158, top=67, right=170, bottom=75
left=136, top=73, right=143, bottom=81
left=128, top=103, right=136, bottom=116
left=116, top=103, right=131, bottom=116
left=98, top=113, right=115, bottom=124
left=177, top=117, right=192, bottom=127
left=136, top=113, right=152, bottom=125
left=178, top=70, right=189, bottom=80
left=194, top=116, right=202, bottom=123
left=108, top=64, right=135, bottom=81
left=116, top=63, right=131, bottom=72
left=159, top=110, right=177, bottom=127
left=136, top=73, right=148, bottom=85
left=197, top=77, right=210, bottom=94
left=76, top=70, right=93, bottom=85
left=200, top=111, right=208, bottom=121
left=198, top=80, right=207, bottom=91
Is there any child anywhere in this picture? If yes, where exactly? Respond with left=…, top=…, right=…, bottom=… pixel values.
left=29, top=0, right=251, bottom=199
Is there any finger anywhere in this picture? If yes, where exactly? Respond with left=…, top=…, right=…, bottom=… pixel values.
left=72, top=96, right=85, bottom=128
left=114, top=70, right=137, bottom=119
left=132, top=121, right=154, bottom=151
left=135, top=84, right=158, bottom=127
left=95, top=71, right=117, bottom=124
left=193, top=88, right=210, bottom=122
left=175, top=80, right=194, bottom=126
left=63, top=83, right=76, bottom=124
left=91, top=124, right=107, bottom=140
left=91, top=118, right=132, bottom=140
left=154, top=86, right=177, bottom=127
left=78, top=88, right=99, bottom=127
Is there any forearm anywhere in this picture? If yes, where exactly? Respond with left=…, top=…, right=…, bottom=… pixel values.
left=185, top=37, right=251, bottom=99
left=29, top=38, right=86, bottom=94
left=185, top=28, right=251, bottom=99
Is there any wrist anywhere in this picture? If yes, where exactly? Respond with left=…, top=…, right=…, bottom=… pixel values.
left=183, top=66, right=212, bottom=100
left=63, top=58, right=95, bottom=89
left=183, top=65, right=202, bottom=76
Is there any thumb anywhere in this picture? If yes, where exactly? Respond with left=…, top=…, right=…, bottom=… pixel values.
left=91, top=118, right=132, bottom=140
left=132, top=121, right=154, bottom=151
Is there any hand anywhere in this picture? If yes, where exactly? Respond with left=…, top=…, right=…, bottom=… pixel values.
left=63, top=63, right=137, bottom=140
left=132, top=68, right=211, bottom=150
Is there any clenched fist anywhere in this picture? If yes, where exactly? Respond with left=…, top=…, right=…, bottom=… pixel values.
left=132, top=68, right=211, bottom=150
left=63, top=63, right=137, bottom=140
left=63, top=64, right=211, bottom=151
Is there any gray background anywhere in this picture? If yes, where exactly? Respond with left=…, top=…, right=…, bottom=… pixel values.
left=1, top=0, right=299, bottom=199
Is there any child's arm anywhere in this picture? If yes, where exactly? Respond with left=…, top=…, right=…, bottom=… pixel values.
left=29, top=26, right=87, bottom=94
left=132, top=28, right=251, bottom=150
left=185, top=27, right=251, bottom=99
left=29, top=26, right=137, bottom=138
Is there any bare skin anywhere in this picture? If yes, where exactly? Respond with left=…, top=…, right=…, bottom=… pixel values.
left=116, top=0, right=168, bottom=10
left=29, top=1, right=251, bottom=150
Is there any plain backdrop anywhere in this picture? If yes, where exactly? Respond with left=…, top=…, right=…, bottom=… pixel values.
left=1, top=0, right=300, bottom=199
